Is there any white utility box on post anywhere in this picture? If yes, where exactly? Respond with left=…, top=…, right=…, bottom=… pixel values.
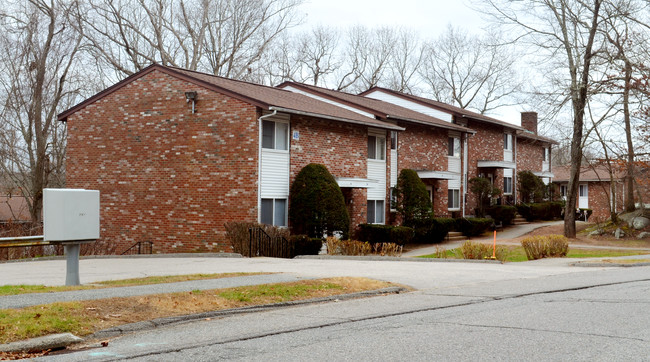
left=43, top=188, right=100, bottom=285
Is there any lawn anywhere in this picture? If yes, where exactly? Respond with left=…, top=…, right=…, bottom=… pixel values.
left=0, top=277, right=394, bottom=345
left=418, top=245, right=648, bottom=262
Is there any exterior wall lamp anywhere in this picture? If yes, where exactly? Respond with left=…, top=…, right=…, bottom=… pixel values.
left=185, top=91, right=197, bottom=113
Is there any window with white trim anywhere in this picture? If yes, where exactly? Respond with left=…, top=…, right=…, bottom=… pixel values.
left=448, top=137, right=460, bottom=157
left=560, top=185, right=567, bottom=198
left=262, top=120, right=288, bottom=150
left=389, top=187, right=397, bottom=211
left=368, top=135, right=386, bottom=160
left=543, top=147, right=549, bottom=162
left=367, top=200, right=385, bottom=224
left=503, top=133, right=513, bottom=151
left=448, top=189, right=460, bottom=210
left=504, top=177, right=513, bottom=195
left=261, top=198, right=287, bottom=226
left=579, top=184, right=588, bottom=198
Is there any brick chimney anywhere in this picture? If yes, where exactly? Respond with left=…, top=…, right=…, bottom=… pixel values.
left=521, top=112, right=538, bottom=135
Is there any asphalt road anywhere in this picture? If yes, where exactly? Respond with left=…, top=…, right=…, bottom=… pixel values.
left=32, top=260, right=650, bottom=361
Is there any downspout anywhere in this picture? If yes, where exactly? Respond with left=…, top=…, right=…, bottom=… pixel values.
left=257, top=109, right=278, bottom=222
left=462, top=132, right=470, bottom=217
left=513, top=134, right=517, bottom=204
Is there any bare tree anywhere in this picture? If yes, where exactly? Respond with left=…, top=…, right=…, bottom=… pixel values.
left=418, top=25, right=522, bottom=114
left=295, top=26, right=340, bottom=86
left=386, top=29, right=424, bottom=93
left=478, top=0, right=606, bottom=238
left=78, top=0, right=304, bottom=81
left=0, top=0, right=83, bottom=223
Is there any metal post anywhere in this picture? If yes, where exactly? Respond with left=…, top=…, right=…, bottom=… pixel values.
left=64, top=243, right=81, bottom=286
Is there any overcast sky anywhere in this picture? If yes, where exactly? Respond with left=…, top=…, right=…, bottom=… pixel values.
left=295, top=0, right=524, bottom=125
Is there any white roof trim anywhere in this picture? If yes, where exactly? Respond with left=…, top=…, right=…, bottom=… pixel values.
left=416, top=170, right=460, bottom=180
left=336, top=177, right=378, bottom=188
left=533, top=171, right=555, bottom=178
left=477, top=160, right=517, bottom=169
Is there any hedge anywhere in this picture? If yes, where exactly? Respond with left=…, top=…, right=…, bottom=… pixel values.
left=517, top=202, right=564, bottom=221
left=455, top=218, right=493, bottom=237
left=410, top=217, right=455, bottom=244
left=485, top=205, right=517, bottom=225
left=357, top=224, right=414, bottom=246
left=289, top=235, right=323, bottom=256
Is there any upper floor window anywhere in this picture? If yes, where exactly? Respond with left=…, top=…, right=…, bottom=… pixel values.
left=503, top=133, right=513, bottom=151
left=262, top=120, right=288, bottom=150
left=368, top=135, right=386, bottom=160
left=448, top=137, right=461, bottom=157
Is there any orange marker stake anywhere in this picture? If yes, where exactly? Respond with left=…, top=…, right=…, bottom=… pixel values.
left=492, top=230, right=496, bottom=259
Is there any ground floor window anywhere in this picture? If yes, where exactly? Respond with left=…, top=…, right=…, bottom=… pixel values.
left=504, top=177, right=513, bottom=195
left=367, top=200, right=385, bottom=224
left=560, top=185, right=567, bottom=198
left=448, top=189, right=460, bottom=210
left=261, top=198, right=287, bottom=227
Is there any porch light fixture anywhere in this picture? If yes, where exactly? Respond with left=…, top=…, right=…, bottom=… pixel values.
left=185, top=91, right=197, bottom=113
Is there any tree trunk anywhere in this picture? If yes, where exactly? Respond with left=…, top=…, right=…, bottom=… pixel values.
left=623, top=60, right=636, bottom=212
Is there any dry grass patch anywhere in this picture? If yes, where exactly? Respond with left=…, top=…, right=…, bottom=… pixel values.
left=0, top=277, right=394, bottom=344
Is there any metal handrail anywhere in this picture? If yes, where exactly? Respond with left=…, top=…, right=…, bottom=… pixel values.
left=0, top=235, right=48, bottom=248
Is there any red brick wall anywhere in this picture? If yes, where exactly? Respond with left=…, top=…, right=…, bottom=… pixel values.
left=466, top=121, right=507, bottom=214
left=587, top=181, right=625, bottom=221
left=289, top=116, right=373, bottom=230
left=66, top=70, right=259, bottom=254
left=516, top=139, right=543, bottom=174
left=396, top=122, right=452, bottom=217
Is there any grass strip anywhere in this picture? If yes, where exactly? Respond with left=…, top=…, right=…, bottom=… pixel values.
left=0, top=273, right=264, bottom=296
left=418, top=245, right=647, bottom=262
left=0, top=277, right=393, bottom=344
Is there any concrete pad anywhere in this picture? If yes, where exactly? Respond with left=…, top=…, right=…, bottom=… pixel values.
left=0, top=333, right=83, bottom=352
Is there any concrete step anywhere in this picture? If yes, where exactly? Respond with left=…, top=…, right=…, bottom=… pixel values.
left=513, top=217, right=529, bottom=224
left=447, top=231, right=463, bottom=237
left=447, top=235, right=466, bottom=242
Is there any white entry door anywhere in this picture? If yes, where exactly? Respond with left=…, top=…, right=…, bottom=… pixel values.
left=578, top=184, right=588, bottom=209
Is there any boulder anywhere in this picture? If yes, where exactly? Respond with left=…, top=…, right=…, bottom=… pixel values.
left=638, top=232, right=650, bottom=239
left=588, top=230, right=603, bottom=237
left=614, top=228, right=625, bottom=239
left=631, top=217, right=649, bottom=230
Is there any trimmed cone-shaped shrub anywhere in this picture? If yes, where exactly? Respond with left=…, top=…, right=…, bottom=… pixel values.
left=518, top=170, right=546, bottom=203
left=394, top=169, right=432, bottom=228
left=289, top=163, right=350, bottom=238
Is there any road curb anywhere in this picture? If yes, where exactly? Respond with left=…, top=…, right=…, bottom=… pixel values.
left=571, top=261, right=650, bottom=268
left=87, top=286, right=407, bottom=340
left=296, top=255, right=503, bottom=263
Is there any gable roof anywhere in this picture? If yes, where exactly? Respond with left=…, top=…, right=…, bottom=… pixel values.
left=58, top=64, right=403, bottom=131
left=360, top=86, right=525, bottom=131
left=277, top=82, right=474, bottom=134
left=552, top=164, right=625, bottom=182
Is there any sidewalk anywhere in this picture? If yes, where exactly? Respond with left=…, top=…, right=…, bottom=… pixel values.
left=402, top=220, right=565, bottom=257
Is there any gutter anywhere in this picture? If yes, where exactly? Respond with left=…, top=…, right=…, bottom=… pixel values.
left=269, top=106, right=404, bottom=131
left=386, top=115, right=475, bottom=134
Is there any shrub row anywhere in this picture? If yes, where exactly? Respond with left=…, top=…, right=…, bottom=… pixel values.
left=455, top=218, right=493, bottom=237
left=458, top=241, right=508, bottom=262
left=357, top=224, right=414, bottom=246
left=485, top=205, right=517, bottom=225
left=410, top=217, right=456, bottom=244
left=520, top=234, right=569, bottom=260
left=517, top=202, right=563, bottom=221
left=326, top=237, right=403, bottom=256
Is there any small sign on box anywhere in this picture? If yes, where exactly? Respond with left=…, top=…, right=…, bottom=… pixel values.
left=292, top=130, right=299, bottom=140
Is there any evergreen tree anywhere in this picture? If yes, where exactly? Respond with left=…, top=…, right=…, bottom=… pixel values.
left=394, top=169, right=432, bottom=227
left=289, top=164, right=350, bottom=238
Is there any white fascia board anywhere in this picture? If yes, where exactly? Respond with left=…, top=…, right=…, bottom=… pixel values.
left=281, top=85, right=375, bottom=118
left=335, top=177, right=378, bottom=188
left=364, top=90, right=453, bottom=122
left=477, top=160, right=517, bottom=169
left=533, top=171, right=555, bottom=178
left=416, top=170, right=460, bottom=180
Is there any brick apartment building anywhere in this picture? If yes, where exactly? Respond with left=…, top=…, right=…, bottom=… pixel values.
left=59, top=64, right=555, bottom=254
